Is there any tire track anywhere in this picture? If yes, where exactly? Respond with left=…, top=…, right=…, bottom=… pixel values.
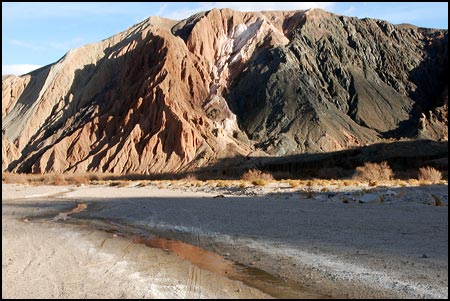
left=180, top=208, right=204, bottom=298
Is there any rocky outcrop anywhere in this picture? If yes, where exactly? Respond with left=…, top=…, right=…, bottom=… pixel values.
left=2, top=15, right=249, bottom=174
left=2, top=9, right=448, bottom=174
left=227, top=9, right=448, bottom=154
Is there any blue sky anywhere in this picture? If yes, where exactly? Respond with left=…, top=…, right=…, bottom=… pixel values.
left=2, top=2, right=448, bottom=75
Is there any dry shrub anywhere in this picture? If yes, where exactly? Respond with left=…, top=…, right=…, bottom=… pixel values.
left=418, top=167, right=442, bottom=183
left=343, top=180, right=352, bottom=186
left=87, top=173, right=100, bottom=181
left=241, top=169, right=274, bottom=181
left=110, top=180, right=131, bottom=187
left=369, top=180, right=378, bottom=187
left=353, top=161, right=393, bottom=182
left=49, top=174, right=67, bottom=186
left=215, top=180, right=228, bottom=188
left=407, top=179, right=419, bottom=186
left=65, top=174, right=89, bottom=185
left=288, top=180, right=300, bottom=188
left=2, top=172, right=29, bottom=184
left=252, top=179, right=268, bottom=186
left=183, top=174, right=198, bottom=182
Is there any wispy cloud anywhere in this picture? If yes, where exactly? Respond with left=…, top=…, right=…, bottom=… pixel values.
left=10, top=39, right=32, bottom=48
left=10, top=37, right=84, bottom=52
left=163, top=2, right=335, bottom=20
left=342, top=6, right=356, bottom=16
left=10, top=39, right=44, bottom=51
left=2, top=64, right=43, bottom=76
left=156, top=3, right=168, bottom=16
left=48, top=37, right=85, bottom=51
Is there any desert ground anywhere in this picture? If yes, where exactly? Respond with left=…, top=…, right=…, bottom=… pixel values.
left=2, top=180, right=448, bottom=299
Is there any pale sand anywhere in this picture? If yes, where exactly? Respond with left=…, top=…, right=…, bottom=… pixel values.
left=2, top=182, right=448, bottom=298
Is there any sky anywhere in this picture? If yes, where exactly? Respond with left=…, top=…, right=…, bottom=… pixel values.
left=2, top=2, right=448, bottom=76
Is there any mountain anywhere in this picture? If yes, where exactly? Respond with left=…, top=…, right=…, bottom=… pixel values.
left=2, top=8, right=448, bottom=174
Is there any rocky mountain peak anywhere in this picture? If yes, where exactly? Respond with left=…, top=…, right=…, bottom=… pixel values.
left=2, top=8, right=447, bottom=174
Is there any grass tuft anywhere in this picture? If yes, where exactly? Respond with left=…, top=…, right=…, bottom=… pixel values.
left=418, top=167, right=442, bottom=184
left=353, top=161, right=393, bottom=182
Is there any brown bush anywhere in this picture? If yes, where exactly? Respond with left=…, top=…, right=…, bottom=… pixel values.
left=418, top=167, right=442, bottom=183
left=241, top=169, right=274, bottom=181
left=183, top=174, right=198, bottom=182
left=49, top=174, right=68, bottom=186
left=252, top=179, right=268, bottom=186
left=288, top=180, right=300, bottom=188
left=353, top=161, right=393, bottom=182
left=65, top=175, right=89, bottom=185
left=2, top=172, right=29, bottom=184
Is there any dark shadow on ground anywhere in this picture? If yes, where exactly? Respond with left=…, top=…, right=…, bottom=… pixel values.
left=83, top=139, right=447, bottom=181
left=6, top=184, right=448, bottom=262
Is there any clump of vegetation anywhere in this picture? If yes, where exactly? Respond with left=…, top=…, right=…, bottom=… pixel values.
left=368, top=180, right=378, bottom=187
left=183, top=174, right=198, bottom=182
left=238, top=182, right=247, bottom=188
left=215, top=180, right=228, bottom=188
left=65, top=174, right=89, bottom=185
left=50, top=174, right=68, bottom=186
left=342, top=196, right=349, bottom=204
left=418, top=167, right=442, bottom=184
left=241, top=169, right=274, bottom=182
left=353, top=161, right=393, bottom=182
left=288, top=180, right=300, bottom=188
left=109, top=180, right=129, bottom=187
left=407, top=179, right=419, bottom=186
left=343, top=180, right=352, bottom=186
left=3, top=172, right=107, bottom=186
left=2, top=172, right=29, bottom=184
left=252, top=179, right=268, bottom=186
